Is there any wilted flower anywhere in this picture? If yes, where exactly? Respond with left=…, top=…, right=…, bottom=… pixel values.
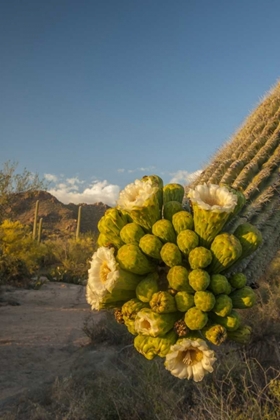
left=164, top=337, right=216, bottom=382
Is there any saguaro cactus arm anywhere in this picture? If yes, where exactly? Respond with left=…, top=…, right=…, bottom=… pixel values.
left=189, top=81, right=280, bottom=281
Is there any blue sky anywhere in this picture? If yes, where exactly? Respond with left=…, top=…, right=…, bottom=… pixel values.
left=1, top=0, right=279, bottom=205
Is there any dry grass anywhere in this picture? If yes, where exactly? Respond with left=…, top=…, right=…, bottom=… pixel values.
left=2, top=256, right=280, bottom=420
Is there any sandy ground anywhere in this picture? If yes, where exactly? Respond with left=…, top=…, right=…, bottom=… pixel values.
left=0, top=281, right=101, bottom=412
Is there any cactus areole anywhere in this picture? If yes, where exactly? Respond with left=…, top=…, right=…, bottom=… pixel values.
left=86, top=173, right=262, bottom=382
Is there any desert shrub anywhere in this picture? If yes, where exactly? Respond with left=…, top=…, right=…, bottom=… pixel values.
left=46, top=233, right=96, bottom=284
left=0, top=219, right=48, bottom=283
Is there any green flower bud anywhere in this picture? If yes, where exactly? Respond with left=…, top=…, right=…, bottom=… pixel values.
left=175, top=292, right=195, bottom=312
left=188, top=247, right=213, bottom=270
left=212, top=294, right=232, bottom=317
left=229, top=286, right=256, bottom=309
left=160, top=242, right=182, bottom=267
left=184, top=307, right=208, bottom=330
left=226, top=325, right=252, bottom=344
left=97, top=232, right=124, bottom=249
left=234, top=223, right=263, bottom=259
left=228, top=273, right=247, bottom=289
left=134, top=330, right=177, bottom=360
left=152, top=219, right=177, bottom=243
left=136, top=272, right=159, bottom=303
left=209, top=310, right=241, bottom=331
left=139, top=234, right=163, bottom=260
left=117, top=244, right=156, bottom=275
left=120, top=223, right=145, bottom=244
left=194, top=291, right=216, bottom=312
left=167, top=265, right=194, bottom=292
left=209, top=233, right=242, bottom=273
left=177, top=229, right=199, bottom=257
left=209, top=274, right=231, bottom=295
left=122, top=298, right=149, bottom=335
left=172, top=210, right=194, bottom=234
left=149, top=291, right=177, bottom=313
left=163, top=201, right=183, bottom=222
left=188, top=269, right=210, bottom=291
left=163, top=183, right=185, bottom=204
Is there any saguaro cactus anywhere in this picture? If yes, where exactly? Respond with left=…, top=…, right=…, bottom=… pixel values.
left=76, top=205, right=82, bottom=240
left=189, top=80, right=280, bottom=281
left=37, top=217, right=43, bottom=243
left=32, top=200, right=40, bottom=240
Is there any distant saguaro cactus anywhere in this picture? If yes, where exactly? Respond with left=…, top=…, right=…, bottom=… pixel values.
left=189, top=81, right=280, bottom=281
left=32, top=200, right=40, bottom=240
left=76, top=205, right=82, bottom=240
left=37, top=217, right=43, bottom=243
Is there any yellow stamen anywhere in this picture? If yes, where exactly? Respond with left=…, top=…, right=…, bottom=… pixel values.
left=181, top=347, right=203, bottom=366
left=100, top=261, right=111, bottom=283
left=140, top=320, right=151, bottom=330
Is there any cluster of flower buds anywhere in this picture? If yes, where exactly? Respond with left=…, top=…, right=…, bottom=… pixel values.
left=86, top=175, right=262, bottom=382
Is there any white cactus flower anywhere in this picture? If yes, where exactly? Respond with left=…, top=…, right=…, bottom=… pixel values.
left=188, top=184, right=237, bottom=213
left=164, top=337, right=216, bottom=382
left=86, top=285, right=107, bottom=311
left=117, top=179, right=158, bottom=210
left=87, top=246, right=119, bottom=294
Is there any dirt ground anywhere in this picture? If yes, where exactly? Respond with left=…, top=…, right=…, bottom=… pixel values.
left=0, top=281, right=102, bottom=414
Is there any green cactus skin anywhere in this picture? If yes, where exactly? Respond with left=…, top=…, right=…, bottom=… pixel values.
left=212, top=294, right=233, bottom=317
left=194, top=291, right=216, bottom=312
left=172, top=210, right=194, bottom=234
left=134, top=330, right=177, bottom=360
left=175, top=291, right=195, bottom=312
left=136, top=272, right=159, bottom=302
left=188, top=82, right=280, bottom=281
left=163, top=183, right=185, bottom=204
left=139, top=234, right=163, bottom=260
left=134, top=308, right=180, bottom=337
left=152, top=219, right=177, bottom=244
left=120, top=222, right=145, bottom=244
left=209, top=310, right=241, bottom=331
left=226, top=325, right=252, bottom=344
left=32, top=200, right=39, bottom=240
left=167, top=265, right=194, bottom=292
left=188, top=246, right=213, bottom=270
left=160, top=242, right=183, bottom=267
left=177, top=229, right=199, bottom=257
left=117, top=244, right=156, bottom=275
left=209, top=233, right=242, bottom=273
left=234, top=223, right=263, bottom=259
left=149, top=291, right=177, bottom=313
left=163, top=201, right=183, bottom=222
left=188, top=269, right=210, bottom=291
left=122, top=298, right=149, bottom=335
left=184, top=307, right=208, bottom=330
left=228, top=273, right=247, bottom=289
left=208, top=274, right=231, bottom=295
left=229, top=286, right=256, bottom=309
left=76, top=205, right=82, bottom=240
left=201, top=323, right=227, bottom=346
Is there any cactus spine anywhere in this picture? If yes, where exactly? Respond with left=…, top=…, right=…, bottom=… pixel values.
left=32, top=200, right=39, bottom=240
left=76, top=205, right=82, bottom=240
left=189, top=81, right=280, bottom=281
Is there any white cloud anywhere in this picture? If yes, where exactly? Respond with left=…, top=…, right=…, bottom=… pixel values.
left=46, top=174, right=120, bottom=206
left=169, top=170, right=202, bottom=185
left=117, top=168, right=125, bottom=173
left=127, top=166, right=156, bottom=174
left=44, top=173, right=58, bottom=182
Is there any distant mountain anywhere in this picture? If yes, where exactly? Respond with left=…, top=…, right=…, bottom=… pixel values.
left=5, top=190, right=110, bottom=238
